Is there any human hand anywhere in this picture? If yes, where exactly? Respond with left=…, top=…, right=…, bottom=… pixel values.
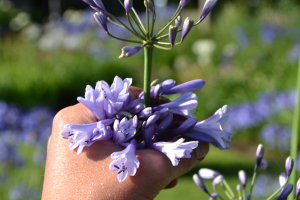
left=42, top=86, right=209, bottom=200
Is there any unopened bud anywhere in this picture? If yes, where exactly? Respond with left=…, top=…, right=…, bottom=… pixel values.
left=119, top=46, right=142, bottom=59
left=181, top=17, right=194, bottom=40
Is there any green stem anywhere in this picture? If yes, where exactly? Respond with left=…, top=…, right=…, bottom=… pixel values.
left=221, top=182, right=234, bottom=199
left=144, top=45, right=153, bottom=107
left=288, top=52, right=300, bottom=200
left=154, top=7, right=182, bottom=38
left=153, top=44, right=172, bottom=50
left=132, top=8, right=147, bottom=33
left=106, top=32, right=143, bottom=44
left=126, top=14, right=146, bottom=39
left=146, top=1, right=150, bottom=38
left=266, top=179, right=288, bottom=200
left=223, top=179, right=236, bottom=199
left=249, top=166, right=257, bottom=194
left=150, top=0, right=156, bottom=37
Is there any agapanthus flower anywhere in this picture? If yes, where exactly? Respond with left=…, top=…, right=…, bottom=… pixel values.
left=109, top=139, right=140, bottom=182
left=113, top=117, right=136, bottom=145
left=150, top=138, right=198, bottom=166
left=184, top=105, right=233, bottom=150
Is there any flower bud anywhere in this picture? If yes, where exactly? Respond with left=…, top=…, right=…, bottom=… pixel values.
left=277, top=184, right=293, bottom=200
left=258, top=159, right=268, bottom=169
left=173, top=117, right=198, bottom=136
left=93, top=12, right=107, bottom=32
left=124, top=0, right=133, bottom=14
left=93, top=0, right=108, bottom=17
left=200, top=0, right=217, bottom=22
left=238, top=170, right=247, bottom=188
left=138, top=107, right=152, bottom=118
left=212, top=175, right=223, bottom=189
left=210, top=193, right=219, bottom=199
left=123, top=99, right=144, bottom=110
left=246, top=192, right=251, bottom=200
left=157, top=113, right=173, bottom=134
left=154, top=84, right=163, bottom=99
left=193, top=174, right=208, bottom=193
left=144, top=0, right=153, bottom=12
left=279, top=172, right=287, bottom=187
left=285, top=156, right=294, bottom=177
left=163, top=79, right=205, bottom=94
left=256, top=144, right=264, bottom=167
left=119, top=46, right=142, bottom=59
left=175, top=16, right=181, bottom=28
left=145, top=111, right=161, bottom=128
left=181, top=17, right=194, bottom=40
left=159, top=108, right=169, bottom=119
left=181, top=0, right=190, bottom=8
left=296, top=179, right=300, bottom=199
left=143, top=123, right=156, bottom=147
left=169, top=25, right=178, bottom=46
left=236, top=184, right=241, bottom=191
left=199, top=168, right=220, bottom=179
left=132, top=103, right=144, bottom=114
left=133, top=115, right=138, bottom=129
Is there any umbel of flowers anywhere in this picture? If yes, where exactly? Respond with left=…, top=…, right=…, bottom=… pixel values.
left=193, top=144, right=300, bottom=200
left=61, top=76, right=232, bottom=182
left=60, top=0, right=230, bottom=183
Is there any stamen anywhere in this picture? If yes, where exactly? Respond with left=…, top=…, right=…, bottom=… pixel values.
left=114, top=165, right=120, bottom=169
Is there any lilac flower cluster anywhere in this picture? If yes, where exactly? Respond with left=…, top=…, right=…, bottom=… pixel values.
left=61, top=76, right=232, bottom=182
left=193, top=144, right=300, bottom=200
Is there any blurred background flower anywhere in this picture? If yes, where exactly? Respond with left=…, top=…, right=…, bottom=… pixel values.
left=0, top=0, right=299, bottom=199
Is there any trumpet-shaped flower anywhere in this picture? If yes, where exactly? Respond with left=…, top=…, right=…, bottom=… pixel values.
left=109, top=139, right=140, bottom=182
left=184, top=105, right=233, bottom=150
left=150, top=138, right=198, bottom=166
left=153, top=92, right=198, bottom=118
left=113, top=117, right=136, bottom=145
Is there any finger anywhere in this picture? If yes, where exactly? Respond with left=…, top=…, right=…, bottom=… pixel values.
left=164, top=178, right=178, bottom=189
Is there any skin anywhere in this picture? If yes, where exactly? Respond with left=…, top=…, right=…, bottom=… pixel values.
left=42, top=86, right=209, bottom=200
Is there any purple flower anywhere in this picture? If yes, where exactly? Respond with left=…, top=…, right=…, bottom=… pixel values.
left=119, top=46, right=142, bottom=59
left=184, top=105, right=233, bottom=150
left=175, top=16, right=181, bottom=28
left=153, top=92, right=198, bottom=118
left=124, top=0, right=133, bottom=14
left=77, top=76, right=132, bottom=119
left=193, top=174, right=208, bottom=193
left=181, top=18, right=194, bottom=40
left=199, top=168, right=220, bottom=179
left=256, top=144, right=264, bottom=167
left=238, top=170, right=247, bottom=188
left=172, top=117, right=198, bottom=137
left=150, top=138, right=198, bottom=166
left=159, top=79, right=176, bottom=93
left=285, top=156, right=294, bottom=177
left=94, top=12, right=108, bottom=32
left=145, top=111, right=161, bottom=128
left=109, top=139, right=140, bottom=182
left=169, top=25, right=177, bottom=46
left=277, top=184, right=293, bottom=200
left=279, top=172, right=287, bottom=187
left=156, top=113, right=173, bottom=135
left=143, top=124, right=156, bottom=147
left=113, top=117, right=136, bottom=145
left=61, top=120, right=114, bottom=155
left=181, top=0, right=190, bottom=7
left=296, top=179, right=300, bottom=199
left=212, top=175, right=224, bottom=188
left=163, top=79, right=205, bottom=95
left=258, top=159, right=268, bottom=169
left=247, top=192, right=251, bottom=200
left=210, top=193, right=219, bottom=199
left=200, top=0, right=217, bottom=22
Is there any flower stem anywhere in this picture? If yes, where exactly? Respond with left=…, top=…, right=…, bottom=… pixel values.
left=144, top=45, right=153, bottom=107
left=266, top=179, right=288, bottom=200
left=249, top=166, right=257, bottom=194
left=287, top=52, right=300, bottom=200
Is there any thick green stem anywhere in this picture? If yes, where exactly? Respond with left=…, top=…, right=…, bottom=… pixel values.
left=144, top=45, right=153, bottom=107
left=288, top=53, right=300, bottom=200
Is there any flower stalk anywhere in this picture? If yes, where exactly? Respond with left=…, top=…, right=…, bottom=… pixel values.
left=144, top=45, right=153, bottom=107
left=288, top=52, right=300, bottom=200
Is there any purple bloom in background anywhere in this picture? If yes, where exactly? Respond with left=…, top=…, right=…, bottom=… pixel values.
left=184, top=105, right=233, bottom=150
left=109, top=139, right=140, bottom=182
left=193, top=174, right=209, bottom=193
left=199, top=168, right=220, bottom=179
left=286, top=42, right=300, bottom=63
left=150, top=138, right=198, bottom=166
left=233, top=27, right=249, bottom=49
left=200, top=0, right=217, bottom=21
left=113, top=117, right=136, bottom=145
left=9, top=183, right=40, bottom=200
left=260, top=23, right=277, bottom=44
left=153, top=92, right=198, bottom=118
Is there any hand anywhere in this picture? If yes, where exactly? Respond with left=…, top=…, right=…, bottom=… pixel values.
left=42, top=86, right=209, bottom=200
